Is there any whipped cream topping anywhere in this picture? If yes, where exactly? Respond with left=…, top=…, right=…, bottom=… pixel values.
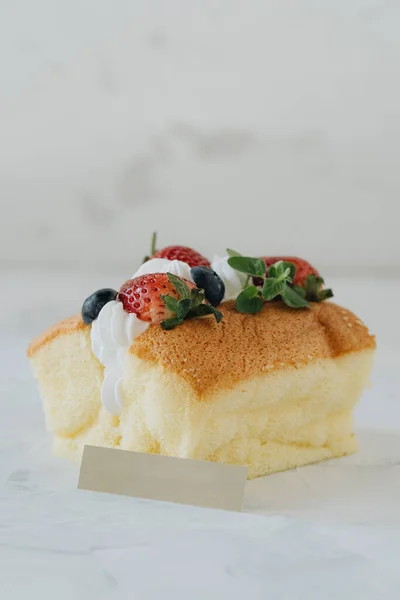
left=211, top=255, right=247, bottom=301
left=91, top=301, right=149, bottom=415
left=91, top=258, right=194, bottom=415
left=91, top=256, right=245, bottom=414
left=131, top=257, right=194, bottom=282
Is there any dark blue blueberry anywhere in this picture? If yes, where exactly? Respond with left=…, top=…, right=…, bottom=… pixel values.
left=190, top=267, right=225, bottom=307
left=81, top=288, right=118, bottom=325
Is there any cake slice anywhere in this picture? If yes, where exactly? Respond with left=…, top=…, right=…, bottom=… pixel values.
left=28, top=300, right=375, bottom=479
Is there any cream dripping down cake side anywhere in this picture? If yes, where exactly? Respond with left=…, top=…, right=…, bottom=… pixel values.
left=28, top=237, right=376, bottom=479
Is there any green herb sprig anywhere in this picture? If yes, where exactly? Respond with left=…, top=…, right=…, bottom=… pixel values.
left=160, top=273, right=223, bottom=330
left=227, top=253, right=333, bottom=314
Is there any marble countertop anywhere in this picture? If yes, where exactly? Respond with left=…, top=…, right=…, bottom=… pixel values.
left=1, top=272, right=399, bottom=599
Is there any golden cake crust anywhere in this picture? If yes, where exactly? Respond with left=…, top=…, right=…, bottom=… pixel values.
left=27, top=315, right=86, bottom=357
left=28, top=301, right=375, bottom=395
left=131, top=301, right=375, bottom=395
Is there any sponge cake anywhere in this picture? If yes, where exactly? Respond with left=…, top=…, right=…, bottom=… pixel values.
left=28, top=301, right=375, bottom=478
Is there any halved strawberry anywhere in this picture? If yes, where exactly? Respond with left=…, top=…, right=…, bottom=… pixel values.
left=118, top=272, right=222, bottom=329
left=119, top=273, right=194, bottom=323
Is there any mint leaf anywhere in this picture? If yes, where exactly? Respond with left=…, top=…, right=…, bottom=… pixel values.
left=267, top=262, right=279, bottom=279
left=161, top=295, right=180, bottom=313
left=281, top=285, right=310, bottom=308
left=161, top=317, right=183, bottom=330
left=235, top=286, right=263, bottom=314
left=161, top=296, right=191, bottom=320
left=226, top=248, right=242, bottom=258
left=160, top=276, right=224, bottom=329
left=208, top=306, right=223, bottom=323
left=292, top=285, right=306, bottom=298
left=262, top=278, right=285, bottom=301
left=176, top=298, right=192, bottom=320
left=190, top=288, right=205, bottom=309
left=268, top=261, right=295, bottom=282
left=283, top=261, right=296, bottom=280
left=166, top=272, right=191, bottom=299
left=190, top=304, right=223, bottom=323
left=227, top=256, right=266, bottom=278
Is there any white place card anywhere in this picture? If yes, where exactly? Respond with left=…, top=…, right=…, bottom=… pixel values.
left=78, top=445, right=248, bottom=512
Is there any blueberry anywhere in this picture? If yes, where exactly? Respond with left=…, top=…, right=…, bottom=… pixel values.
left=81, top=288, right=118, bottom=325
left=190, top=267, right=225, bottom=307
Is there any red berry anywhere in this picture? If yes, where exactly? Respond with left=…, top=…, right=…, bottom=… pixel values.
left=118, top=273, right=195, bottom=324
left=152, top=245, right=210, bottom=268
left=259, top=256, right=319, bottom=287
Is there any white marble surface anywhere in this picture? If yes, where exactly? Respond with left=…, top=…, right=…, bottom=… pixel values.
left=1, top=272, right=400, bottom=598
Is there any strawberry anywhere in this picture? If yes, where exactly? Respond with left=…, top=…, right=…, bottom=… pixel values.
left=118, top=272, right=223, bottom=329
left=152, top=245, right=210, bottom=268
left=143, top=232, right=210, bottom=268
left=119, top=273, right=194, bottom=323
left=227, top=252, right=333, bottom=314
left=259, top=256, right=319, bottom=287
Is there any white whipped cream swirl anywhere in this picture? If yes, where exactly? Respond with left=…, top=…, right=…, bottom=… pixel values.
left=91, top=301, right=149, bottom=415
left=131, top=257, right=193, bottom=282
left=211, top=255, right=247, bottom=301
left=91, top=256, right=245, bottom=414
left=91, top=258, right=195, bottom=415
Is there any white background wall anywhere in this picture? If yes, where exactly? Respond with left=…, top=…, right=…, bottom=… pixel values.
left=1, top=0, right=399, bottom=271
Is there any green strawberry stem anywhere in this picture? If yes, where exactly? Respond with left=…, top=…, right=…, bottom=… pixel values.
left=160, top=273, right=223, bottom=330
left=150, top=231, right=157, bottom=256
left=143, top=231, right=158, bottom=263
